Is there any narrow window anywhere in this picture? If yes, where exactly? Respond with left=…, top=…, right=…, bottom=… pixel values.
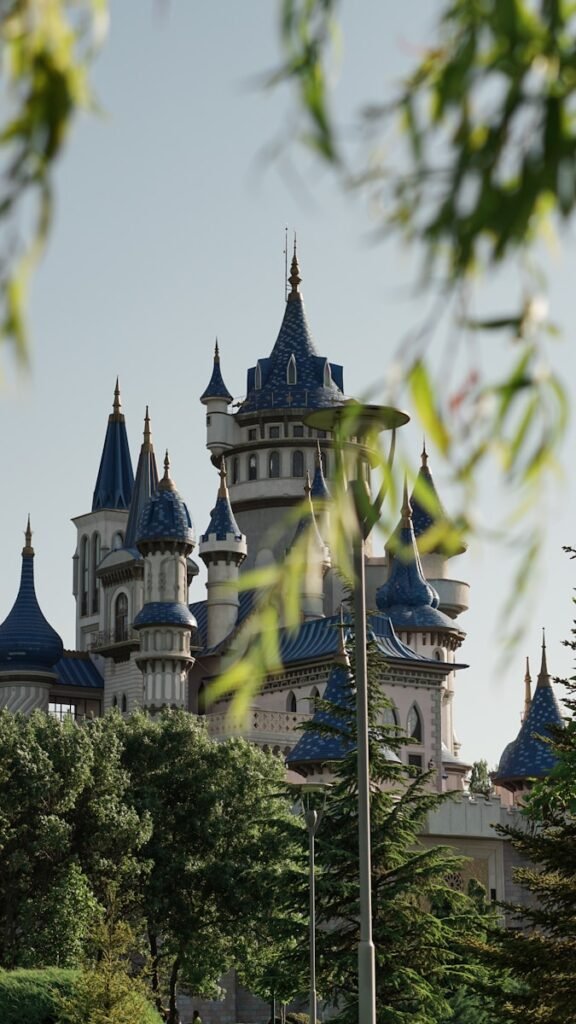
left=121, top=693, right=127, bottom=713
left=112, top=532, right=124, bottom=551
left=114, top=593, right=129, bottom=642
left=248, top=428, right=257, bottom=441
left=287, top=691, right=297, bottom=713
left=232, top=457, right=239, bottom=484
left=112, top=695, right=118, bottom=708
left=408, top=753, right=424, bottom=770
left=383, top=706, right=399, bottom=727
left=248, top=454, right=258, bottom=481
left=323, top=361, right=332, bottom=386
left=269, top=451, right=280, bottom=478
left=198, top=682, right=206, bottom=716
left=320, top=449, right=328, bottom=476
left=91, top=533, right=101, bottom=614
left=255, top=363, right=262, bottom=389
left=287, top=354, right=297, bottom=384
left=269, top=425, right=280, bottom=439
left=293, top=424, right=304, bottom=438
left=292, top=450, right=304, bottom=477
left=407, top=705, right=423, bottom=743
left=80, top=536, right=89, bottom=616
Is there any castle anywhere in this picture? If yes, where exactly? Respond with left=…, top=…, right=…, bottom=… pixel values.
left=0, top=251, right=564, bottom=915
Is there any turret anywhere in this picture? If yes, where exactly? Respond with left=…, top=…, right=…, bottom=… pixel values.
left=0, top=519, right=64, bottom=713
left=289, top=472, right=331, bottom=622
left=493, top=632, right=564, bottom=798
left=133, top=454, right=198, bottom=710
left=73, top=382, right=135, bottom=650
left=200, top=340, right=236, bottom=460
left=199, top=459, right=247, bottom=648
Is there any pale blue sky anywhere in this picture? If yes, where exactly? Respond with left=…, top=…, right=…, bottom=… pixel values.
left=1, top=1, right=575, bottom=766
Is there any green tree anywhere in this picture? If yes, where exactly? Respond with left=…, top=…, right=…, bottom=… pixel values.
left=468, top=760, right=493, bottom=799
left=120, top=710, right=297, bottom=1024
left=274, top=636, right=501, bottom=1024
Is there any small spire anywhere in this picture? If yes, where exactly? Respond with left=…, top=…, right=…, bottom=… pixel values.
left=401, top=478, right=412, bottom=526
left=214, top=338, right=220, bottom=362
left=218, top=456, right=228, bottom=498
left=537, top=628, right=551, bottom=688
left=159, top=450, right=175, bottom=492
left=421, top=438, right=428, bottom=467
left=111, top=378, right=123, bottom=422
left=304, top=470, right=312, bottom=497
left=288, top=239, right=301, bottom=299
left=143, top=406, right=152, bottom=450
left=22, top=515, right=34, bottom=557
left=523, top=656, right=532, bottom=719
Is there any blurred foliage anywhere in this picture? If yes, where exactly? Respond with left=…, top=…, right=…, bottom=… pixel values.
left=0, top=0, right=107, bottom=361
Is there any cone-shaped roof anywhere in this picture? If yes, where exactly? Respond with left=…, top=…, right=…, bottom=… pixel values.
left=200, top=459, right=244, bottom=544
left=377, top=484, right=458, bottom=632
left=391, top=444, right=466, bottom=558
left=124, top=407, right=159, bottom=551
left=239, top=249, right=345, bottom=414
left=311, top=442, right=331, bottom=501
left=494, top=635, right=564, bottom=788
left=136, top=453, right=195, bottom=550
left=0, top=520, right=64, bottom=673
left=287, top=657, right=355, bottom=767
left=200, top=340, right=233, bottom=403
left=92, top=380, right=134, bottom=511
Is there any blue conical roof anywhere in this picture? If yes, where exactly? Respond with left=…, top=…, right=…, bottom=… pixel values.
left=311, top=444, right=331, bottom=501
left=406, top=445, right=466, bottom=557
left=136, top=454, right=195, bottom=549
left=239, top=252, right=345, bottom=414
left=0, top=522, right=64, bottom=673
left=200, top=341, right=233, bottom=403
left=200, top=461, right=243, bottom=543
left=92, top=381, right=134, bottom=511
left=494, top=639, right=564, bottom=786
left=377, top=487, right=457, bottom=632
left=287, top=658, right=355, bottom=767
left=124, top=408, right=159, bottom=551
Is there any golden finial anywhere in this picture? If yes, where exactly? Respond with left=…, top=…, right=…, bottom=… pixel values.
left=218, top=456, right=228, bottom=498
left=288, top=237, right=301, bottom=299
left=401, top=478, right=413, bottom=526
left=159, top=450, right=175, bottom=492
left=421, top=438, right=428, bottom=467
left=523, top=656, right=532, bottom=719
left=110, top=378, right=124, bottom=422
left=537, top=628, right=550, bottom=688
left=22, top=514, right=34, bottom=556
left=143, top=406, right=152, bottom=450
left=214, top=338, right=220, bottom=363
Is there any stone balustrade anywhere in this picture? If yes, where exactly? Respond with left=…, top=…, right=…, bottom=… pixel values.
left=204, top=705, right=311, bottom=750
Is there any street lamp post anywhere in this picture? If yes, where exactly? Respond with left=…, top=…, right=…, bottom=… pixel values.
left=286, top=772, right=331, bottom=1024
left=305, top=401, right=409, bottom=1024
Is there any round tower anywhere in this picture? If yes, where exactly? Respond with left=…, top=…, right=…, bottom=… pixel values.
left=199, top=459, right=247, bottom=649
left=289, top=472, right=331, bottom=621
left=200, top=340, right=236, bottom=459
left=0, top=519, right=64, bottom=713
left=133, top=454, right=198, bottom=711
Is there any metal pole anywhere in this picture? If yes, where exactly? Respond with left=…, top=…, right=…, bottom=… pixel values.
left=304, top=806, right=318, bottom=1024
left=353, top=523, right=376, bottom=1024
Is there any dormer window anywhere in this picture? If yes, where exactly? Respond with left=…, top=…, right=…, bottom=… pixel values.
left=323, top=360, right=332, bottom=387
left=287, top=354, right=297, bottom=385
left=255, top=363, right=262, bottom=390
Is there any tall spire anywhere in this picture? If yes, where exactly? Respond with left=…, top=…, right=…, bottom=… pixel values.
left=124, top=407, right=159, bottom=551
left=537, top=629, right=551, bottom=689
left=23, top=514, right=34, bottom=556
left=0, top=525, right=64, bottom=673
left=92, top=381, right=134, bottom=511
left=523, top=656, right=532, bottom=719
left=288, top=238, right=302, bottom=300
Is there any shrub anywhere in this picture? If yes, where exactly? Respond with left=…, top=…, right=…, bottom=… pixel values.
left=0, top=967, right=79, bottom=1024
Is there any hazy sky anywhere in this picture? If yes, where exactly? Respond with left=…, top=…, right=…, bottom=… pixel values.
left=1, top=1, right=575, bottom=767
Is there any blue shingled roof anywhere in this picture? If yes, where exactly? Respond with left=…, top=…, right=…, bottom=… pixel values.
left=133, top=601, right=198, bottom=630
left=200, top=347, right=233, bottom=403
left=124, top=414, right=159, bottom=550
left=494, top=672, right=564, bottom=784
left=239, top=261, right=345, bottom=414
left=137, top=465, right=195, bottom=548
left=377, top=503, right=458, bottom=633
left=401, top=453, right=466, bottom=557
left=311, top=459, right=331, bottom=501
left=56, top=652, right=104, bottom=689
left=92, top=385, right=134, bottom=511
left=200, top=489, right=243, bottom=543
left=0, top=546, right=64, bottom=673
left=287, top=660, right=355, bottom=766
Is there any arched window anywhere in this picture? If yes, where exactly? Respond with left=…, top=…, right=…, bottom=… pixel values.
left=434, top=649, right=445, bottom=661
left=255, top=363, right=262, bottom=389
left=323, top=361, right=332, bottom=386
left=310, top=686, right=320, bottom=708
left=114, top=593, right=129, bottom=642
left=121, top=693, right=127, bottom=713
left=80, top=536, right=89, bottom=616
left=287, top=691, right=297, bottom=713
left=91, top=533, right=101, bottom=614
left=269, top=451, right=280, bottom=478
left=112, top=695, right=118, bottom=708
left=320, top=449, right=329, bottom=477
left=292, top=450, right=304, bottom=477
left=248, top=454, right=258, bottom=481
left=383, top=705, right=399, bottom=727
left=112, top=532, right=124, bottom=551
left=407, top=704, right=423, bottom=743
left=287, top=354, right=297, bottom=384
left=232, top=457, right=239, bottom=484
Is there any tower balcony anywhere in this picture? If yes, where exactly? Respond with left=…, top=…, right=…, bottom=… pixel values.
left=430, top=579, right=470, bottom=619
left=89, top=628, right=140, bottom=660
left=203, top=705, right=311, bottom=754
